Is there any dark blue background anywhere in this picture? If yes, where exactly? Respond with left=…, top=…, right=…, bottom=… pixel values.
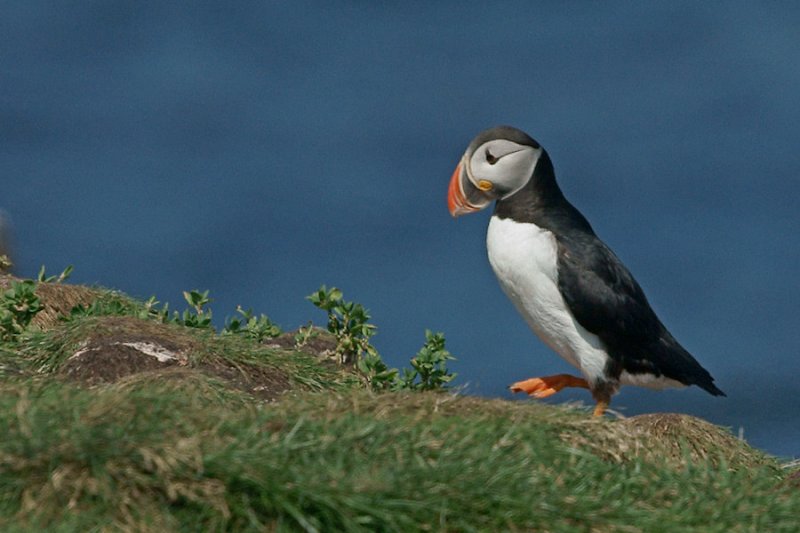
left=2, top=2, right=798, bottom=457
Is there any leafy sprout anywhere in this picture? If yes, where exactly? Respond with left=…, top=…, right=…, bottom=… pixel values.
left=0, top=280, right=42, bottom=341
left=308, top=285, right=456, bottom=391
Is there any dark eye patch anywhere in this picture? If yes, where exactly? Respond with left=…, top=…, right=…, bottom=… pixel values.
left=485, top=150, right=498, bottom=165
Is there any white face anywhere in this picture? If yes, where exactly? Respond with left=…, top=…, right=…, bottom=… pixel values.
left=466, top=139, right=541, bottom=200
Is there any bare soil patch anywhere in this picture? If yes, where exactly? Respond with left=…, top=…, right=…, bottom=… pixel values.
left=60, top=316, right=291, bottom=401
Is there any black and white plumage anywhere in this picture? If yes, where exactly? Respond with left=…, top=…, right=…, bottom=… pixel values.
left=448, top=125, right=724, bottom=415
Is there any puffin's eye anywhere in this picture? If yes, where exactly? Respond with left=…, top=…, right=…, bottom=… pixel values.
left=485, top=150, right=498, bottom=165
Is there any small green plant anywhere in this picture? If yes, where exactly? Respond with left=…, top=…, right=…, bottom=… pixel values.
left=356, top=349, right=399, bottom=391
left=171, top=290, right=213, bottom=329
left=37, top=264, right=73, bottom=283
left=142, top=295, right=169, bottom=321
left=0, top=254, right=12, bottom=271
left=307, top=285, right=399, bottom=390
left=307, top=286, right=377, bottom=365
left=1, top=264, right=70, bottom=338
left=222, top=306, right=282, bottom=341
left=398, top=330, right=457, bottom=390
left=293, top=322, right=317, bottom=348
left=69, top=299, right=129, bottom=318
left=308, top=285, right=456, bottom=392
left=0, top=280, right=43, bottom=340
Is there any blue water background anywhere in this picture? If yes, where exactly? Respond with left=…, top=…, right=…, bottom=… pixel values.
left=2, top=2, right=798, bottom=457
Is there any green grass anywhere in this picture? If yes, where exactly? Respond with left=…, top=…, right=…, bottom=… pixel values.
left=1, top=381, right=797, bottom=532
left=0, top=277, right=798, bottom=532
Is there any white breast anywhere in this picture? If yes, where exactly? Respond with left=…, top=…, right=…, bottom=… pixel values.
left=486, top=216, right=610, bottom=385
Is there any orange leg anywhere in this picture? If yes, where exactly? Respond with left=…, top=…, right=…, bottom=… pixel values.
left=509, top=374, right=590, bottom=399
left=592, top=399, right=609, bottom=417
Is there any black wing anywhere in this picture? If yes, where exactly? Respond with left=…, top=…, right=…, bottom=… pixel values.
left=555, top=232, right=724, bottom=395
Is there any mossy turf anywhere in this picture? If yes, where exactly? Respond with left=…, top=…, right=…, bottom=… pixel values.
left=0, top=278, right=798, bottom=532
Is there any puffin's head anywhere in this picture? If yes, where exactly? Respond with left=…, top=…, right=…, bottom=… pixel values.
left=448, top=126, right=543, bottom=217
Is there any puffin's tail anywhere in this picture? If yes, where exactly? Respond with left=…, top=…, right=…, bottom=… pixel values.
left=698, top=380, right=726, bottom=397
left=657, top=334, right=726, bottom=397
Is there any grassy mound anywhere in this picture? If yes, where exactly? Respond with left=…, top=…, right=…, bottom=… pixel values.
left=0, top=275, right=797, bottom=531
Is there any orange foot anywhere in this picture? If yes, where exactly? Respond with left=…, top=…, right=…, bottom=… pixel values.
left=592, top=399, right=609, bottom=417
left=509, top=374, right=590, bottom=399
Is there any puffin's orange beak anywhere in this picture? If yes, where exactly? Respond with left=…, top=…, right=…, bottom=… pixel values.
left=448, top=161, right=480, bottom=217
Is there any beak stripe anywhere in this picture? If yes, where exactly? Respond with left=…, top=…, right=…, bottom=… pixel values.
left=448, top=158, right=488, bottom=217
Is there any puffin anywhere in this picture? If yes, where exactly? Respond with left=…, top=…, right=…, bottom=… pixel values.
left=447, top=125, right=724, bottom=416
